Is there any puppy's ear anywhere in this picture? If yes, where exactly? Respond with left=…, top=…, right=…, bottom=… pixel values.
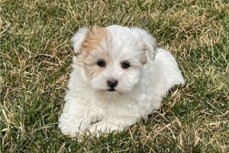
left=131, top=28, right=157, bottom=63
left=71, top=28, right=90, bottom=54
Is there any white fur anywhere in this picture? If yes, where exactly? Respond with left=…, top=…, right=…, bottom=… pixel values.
left=58, top=25, right=185, bottom=138
left=72, top=27, right=89, bottom=54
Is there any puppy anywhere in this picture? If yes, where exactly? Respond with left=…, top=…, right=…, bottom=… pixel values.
left=58, top=25, right=184, bottom=137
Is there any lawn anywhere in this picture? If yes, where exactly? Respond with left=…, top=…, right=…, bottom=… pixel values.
left=1, top=0, right=228, bottom=152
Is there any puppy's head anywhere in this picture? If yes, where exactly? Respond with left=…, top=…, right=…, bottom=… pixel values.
left=72, top=25, right=157, bottom=93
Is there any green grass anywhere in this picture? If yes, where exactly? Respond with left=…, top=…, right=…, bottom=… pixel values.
left=1, top=0, right=228, bottom=152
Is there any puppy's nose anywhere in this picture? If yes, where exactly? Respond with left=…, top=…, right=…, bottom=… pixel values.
left=107, top=79, right=118, bottom=88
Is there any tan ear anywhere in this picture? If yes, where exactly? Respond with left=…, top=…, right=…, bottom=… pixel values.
left=71, top=28, right=90, bottom=54
left=131, top=28, right=157, bottom=62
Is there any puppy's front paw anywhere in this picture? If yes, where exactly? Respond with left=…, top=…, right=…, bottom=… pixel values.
left=88, top=121, right=123, bottom=136
left=58, top=122, right=82, bottom=137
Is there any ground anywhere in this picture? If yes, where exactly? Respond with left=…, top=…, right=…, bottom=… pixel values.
left=1, top=0, right=228, bottom=152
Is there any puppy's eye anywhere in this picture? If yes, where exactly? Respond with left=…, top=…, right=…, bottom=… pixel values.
left=96, top=59, right=106, bottom=67
left=121, top=61, right=130, bottom=69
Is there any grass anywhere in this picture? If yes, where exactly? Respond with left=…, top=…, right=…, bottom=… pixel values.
left=1, top=0, right=228, bottom=152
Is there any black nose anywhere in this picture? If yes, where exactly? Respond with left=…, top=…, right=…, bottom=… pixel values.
left=107, top=79, right=118, bottom=88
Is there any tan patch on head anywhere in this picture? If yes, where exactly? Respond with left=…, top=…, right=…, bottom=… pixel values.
left=79, top=26, right=110, bottom=78
left=82, top=26, right=108, bottom=52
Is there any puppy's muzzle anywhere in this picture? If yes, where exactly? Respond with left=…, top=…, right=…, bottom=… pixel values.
left=107, top=79, right=118, bottom=91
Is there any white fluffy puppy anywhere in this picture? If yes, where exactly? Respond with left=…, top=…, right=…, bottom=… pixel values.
left=59, top=25, right=184, bottom=137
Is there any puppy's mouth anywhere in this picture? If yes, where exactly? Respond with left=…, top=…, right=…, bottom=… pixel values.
left=107, top=88, right=116, bottom=92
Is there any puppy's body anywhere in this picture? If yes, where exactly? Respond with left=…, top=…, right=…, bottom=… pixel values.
left=59, top=25, right=184, bottom=137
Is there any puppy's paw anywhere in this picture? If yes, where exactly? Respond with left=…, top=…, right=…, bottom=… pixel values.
left=88, top=121, right=123, bottom=136
left=58, top=122, right=82, bottom=137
